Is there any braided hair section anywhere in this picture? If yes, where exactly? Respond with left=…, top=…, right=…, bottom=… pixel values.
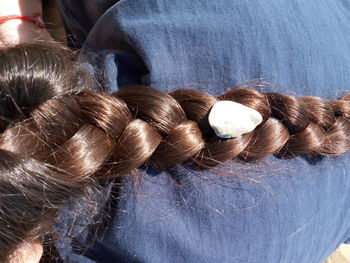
left=1, top=85, right=350, bottom=181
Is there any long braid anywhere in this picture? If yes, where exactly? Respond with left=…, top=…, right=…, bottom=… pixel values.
left=2, top=85, right=350, bottom=181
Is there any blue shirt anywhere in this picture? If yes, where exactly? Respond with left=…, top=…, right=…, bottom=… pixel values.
left=56, top=1, right=350, bottom=262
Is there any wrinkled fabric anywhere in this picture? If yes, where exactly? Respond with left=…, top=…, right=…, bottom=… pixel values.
left=56, top=0, right=350, bottom=262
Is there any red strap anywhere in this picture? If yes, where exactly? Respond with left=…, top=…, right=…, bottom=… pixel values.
left=0, top=13, right=45, bottom=28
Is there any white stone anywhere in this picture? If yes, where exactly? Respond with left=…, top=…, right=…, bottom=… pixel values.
left=208, top=100, right=263, bottom=139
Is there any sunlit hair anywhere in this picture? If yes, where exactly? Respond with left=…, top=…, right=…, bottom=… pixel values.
left=0, top=44, right=350, bottom=262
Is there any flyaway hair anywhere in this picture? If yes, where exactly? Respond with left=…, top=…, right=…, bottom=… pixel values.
left=0, top=44, right=350, bottom=262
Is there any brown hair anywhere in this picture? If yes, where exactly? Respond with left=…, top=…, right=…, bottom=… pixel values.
left=0, top=43, right=350, bottom=262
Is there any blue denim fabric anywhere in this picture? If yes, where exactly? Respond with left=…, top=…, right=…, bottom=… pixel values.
left=56, top=0, right=350, bottom=262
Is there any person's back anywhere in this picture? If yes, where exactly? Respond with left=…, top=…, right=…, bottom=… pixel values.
left=53, top=0, right=350, bottom=262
